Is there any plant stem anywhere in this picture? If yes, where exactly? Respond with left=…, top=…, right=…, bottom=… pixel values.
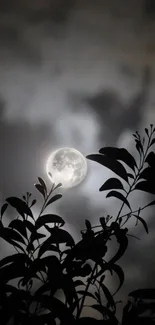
left=115, top=130, right=153, bottom=224
left=77, top=264, right=97, bottom=319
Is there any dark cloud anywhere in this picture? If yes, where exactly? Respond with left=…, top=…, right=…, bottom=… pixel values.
left=0, top=18, right=41, bottom=66
left=82, top=66, right=152, bottom=146
left=144, top=0, right=155, bottom=18
left=0, top=115, right=53, bottom=201
left=0, top=0, right=74, bottom=24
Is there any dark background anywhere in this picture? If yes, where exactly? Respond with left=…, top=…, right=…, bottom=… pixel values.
left=0, top=0, right=155, bottom=319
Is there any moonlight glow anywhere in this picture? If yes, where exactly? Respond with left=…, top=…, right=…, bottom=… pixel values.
left=46, top=147, right=87, bottom=188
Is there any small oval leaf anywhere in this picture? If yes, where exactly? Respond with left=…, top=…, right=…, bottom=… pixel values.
left=145, top=128, right=149, bottom=137
left=30, top=199, right=37, bottom=207
left=35, top=184, right=45, bottom=198
left=38, top=177, right=47, bottom=191
left=85, top=220, right=91, bottom=231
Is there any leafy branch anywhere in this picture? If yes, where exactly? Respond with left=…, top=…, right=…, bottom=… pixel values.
left=0, top=126, right=155, bottom=324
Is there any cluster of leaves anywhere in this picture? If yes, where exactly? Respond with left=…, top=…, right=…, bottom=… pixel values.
left=122, top=289, right=155, bottom=325
left=87, top=124, right=155, bottom=231
left=0, top=125, right=155, bottom=325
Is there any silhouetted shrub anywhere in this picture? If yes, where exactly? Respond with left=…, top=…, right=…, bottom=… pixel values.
left=0, top=125, right=155, bottom=324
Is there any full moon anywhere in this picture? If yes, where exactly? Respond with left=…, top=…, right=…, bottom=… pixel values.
left=46, top=147, right=87, bottom=188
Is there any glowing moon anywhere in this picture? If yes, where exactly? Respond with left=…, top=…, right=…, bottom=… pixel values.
left=46, top=147, right=87, bottom=188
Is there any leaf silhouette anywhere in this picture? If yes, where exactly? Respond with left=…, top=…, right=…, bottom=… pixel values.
left=54, top=182, right=62, bottom=190
left=128, top=288, right=155, bottom=299
left=35, top=214, right=65, bottom=229
left=1, top=203, right=8, bottom=219
left=6, top=197, right=34, bottom=219
left=145, top=128, right=149, bottom=137
left=85, top=219, right=91, bottom=231
left=127, top=173, right=134, bottom=179
left=28, top=314, right=56, bottom=325
left=35, top=295, right=75, bottom=323
left=79, top=263, right=92, bottom=277
left=146, top=151, right=155, bottom=167
left=38, top=177, right=47, bottom=191
left=24, top=220, right=35, bottom=233
left=109, top=234, right=128, bottom=265
left=100, top=178, right=124, bottom=192
left=0, top=253, right=30, bottom=268
left=77, top=290, right=96, bottom=300
left=34, top=281, right=52, bottom=296
left=30, top=231, right=46, bottom=243
left=106, top=191, right=131, bottom=210
left=9, top=219, right=27, bottom=239
left=135, top=139, right=143, bottom=154
left=45, top=194, right=62, bottom=208
left=38, top=238, right=60, bottom=258
left=98, top=147, right=137, bottom=170
left=0, top=261, right=26, bottom=283
left=91, top=304, right=118, bottom=323
left=22, top=258, right=47, bottom=285
left=132, top=214, right=148, bottom=233
left=135, top=181, right=155, bottom=194
left=0, top=236, right=25, bottom=253
left=144, top=200, right=155, bottom=208
left=150, top=138, right=155, bottom=146
left=0, top=289, right=31, bottom=325
left=111, top=264, right=124, bottom=295
left=74, top=280, right=85, bottom=287
left=30, top=199, right=36, bottom=207
left=45, top=226, right=75, bottom=247
left=35, top=184, right=46, bottom=198
left=87, top=154, right=128, bottom=182
left=139, top=167, right=152, bottom=180
left=99, top=281, right=115, bottom=310
left=0, top=227, right=25, bottom=245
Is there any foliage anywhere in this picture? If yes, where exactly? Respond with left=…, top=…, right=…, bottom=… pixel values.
left=0, top=125, right=155, bottom=324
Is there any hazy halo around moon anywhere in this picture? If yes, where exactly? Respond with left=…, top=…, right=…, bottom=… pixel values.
left=46, top=147, right=87, bottom=188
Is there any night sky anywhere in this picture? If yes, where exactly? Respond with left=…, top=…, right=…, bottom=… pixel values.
left=1, top=0, right=155, bottom=318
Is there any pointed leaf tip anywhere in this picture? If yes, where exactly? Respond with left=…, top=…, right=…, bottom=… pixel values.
left=106, top=191, right=131, bottom=210
left=98, top=147, right=137, bottom=170
left=87, top=154, right=128, bottom=182
left=132, top=214, right=148, bottom=233
left=99, top=178, right=124, bottom=192
left=1, top=203, right=8, bottom=218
